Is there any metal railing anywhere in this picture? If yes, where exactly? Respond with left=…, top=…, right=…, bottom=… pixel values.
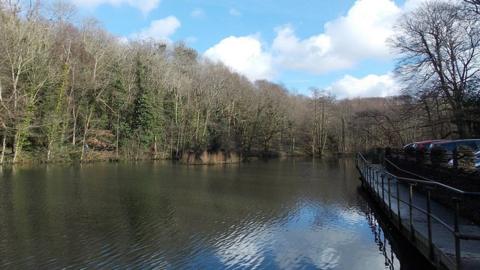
left=356, top=153, right=480, bottom=270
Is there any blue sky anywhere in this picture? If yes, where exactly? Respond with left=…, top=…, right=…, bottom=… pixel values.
left=69, top=0, right=426, bottom=98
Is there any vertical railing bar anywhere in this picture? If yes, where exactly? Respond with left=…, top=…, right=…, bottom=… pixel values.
left=368, top=166, right=371, bottom=189
left=396, top=179, right=402, bottom=229
left=363, top=163, right=370, bottom=184
left=454, top=198, right=462, bottom=270
left=376, top=172, right=380, bottom=197
left=370, top=168, right=373, bottom=191
left=370, top=167, right=373, bottom=191
left=388, top=176, right=392, bottom=218
left=426, top=188, right=433, bottom=260
left=381, top=174, right=385, bottom=205
left=409, top=184, right=414, bottom=241
left=373, top=169, right=376, bottom=194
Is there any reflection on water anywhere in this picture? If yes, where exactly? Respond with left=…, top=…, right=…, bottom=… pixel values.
left=0, top=159, right=423, bottom=269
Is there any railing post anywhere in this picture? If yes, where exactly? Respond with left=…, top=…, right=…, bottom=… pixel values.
left=370, top=169, right=373, bottom=190
left=426, top=187, right=433, bottom=260
left=381, top=174, right=385, bottom=204
left=408, top=184, right=415, bottom=241
left=396, top=179, right=401, bottom=229
left=368, top=166, right=372, bottom=185
left=453, top=197, right=462, bottom=270
left=387, top=176, right=392, bottom=217
left=368, top=168, right=371, bottom=188
left=367, top=165, right=370, bottom=183
left=376, top=174, right=380, bottom=199
left=370, top=169, right=375, bottom=191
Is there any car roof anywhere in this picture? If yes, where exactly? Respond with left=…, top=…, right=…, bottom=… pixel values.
left=414, top=140, right=448, bottom=144
left=431, top=141, right=455, bottom=145
left=432, top=139, right=480, bottom=145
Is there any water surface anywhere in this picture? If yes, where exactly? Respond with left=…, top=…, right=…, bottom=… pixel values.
left=0, top=159, right=425, bottom=269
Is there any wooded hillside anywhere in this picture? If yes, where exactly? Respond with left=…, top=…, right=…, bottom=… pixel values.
left=0, top=1, right=478, bottom=163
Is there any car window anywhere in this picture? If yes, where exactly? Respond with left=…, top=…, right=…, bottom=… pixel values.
left=446, top=143, right=456, bottom=152
left=460, top=142, right=476, bottom=150
left=464, top=142, right=479, bottom=151
left=474, top=141, right=480, bottom=150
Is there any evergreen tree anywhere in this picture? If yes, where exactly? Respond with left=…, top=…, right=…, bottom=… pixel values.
left=130, top=56, right=156, bottom=147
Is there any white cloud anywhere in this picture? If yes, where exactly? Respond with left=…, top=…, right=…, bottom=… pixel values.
left=272, top=26, right=352, bottom=74
left=191, top=8, right=205, bottom=19
left=272, top=0, right=401, bottom=74
left=71, top=0, right=161, bottom=14
left=204, top=36, right=274, bottom=81
left=204, top=0, right=440, bottom=96
left=229, top=8, right=242, bottom=17
left=130, top=16, right=181, bottom=42
left=205, top=0, right=407, bottom=81
left=326, top=73, right=400, bottom=99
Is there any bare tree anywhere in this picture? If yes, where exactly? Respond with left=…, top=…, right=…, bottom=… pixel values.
left=465, top=0, right=480, bottom=14
left=391, top=1, right=480, bottom=138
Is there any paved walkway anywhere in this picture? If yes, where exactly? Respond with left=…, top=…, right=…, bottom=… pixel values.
left=359, top=164, right=480, bottom=270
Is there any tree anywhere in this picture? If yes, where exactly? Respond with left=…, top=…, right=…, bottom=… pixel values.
left=465, top=0, right=480, bottom=14
left=391, top=1, right=480, bottom=138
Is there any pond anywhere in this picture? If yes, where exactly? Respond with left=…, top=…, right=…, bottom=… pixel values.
left=0, top=158, right=430, bottom=269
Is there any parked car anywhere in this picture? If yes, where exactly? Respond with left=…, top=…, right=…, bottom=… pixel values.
left=403, top=140, right=448, bottom=154
left=412, top=140, right=448, bottom=152
left=430, top=140, right=480, bottom=168
left=429, top=139, right=480, bottom=153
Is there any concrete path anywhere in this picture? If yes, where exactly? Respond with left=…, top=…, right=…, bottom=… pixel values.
left=360, top=164, right=480, bottom=270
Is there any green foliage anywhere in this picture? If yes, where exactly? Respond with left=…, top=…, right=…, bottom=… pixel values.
left=128, top=57, right=161, bottom=147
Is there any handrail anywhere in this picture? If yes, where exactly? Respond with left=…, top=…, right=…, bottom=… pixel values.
left=384, top=157, right=435, bottom=181
left=356, top=152, right=480, bottom=270
left=358, top=153, right=480, bottom=197
left=391, top=192, right=455, bottom=232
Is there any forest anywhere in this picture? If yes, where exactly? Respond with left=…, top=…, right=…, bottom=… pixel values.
left=0, top=0, right=479, bottom=164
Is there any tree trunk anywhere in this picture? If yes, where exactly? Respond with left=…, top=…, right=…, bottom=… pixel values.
left=80, top=109, right=93, bottom=162
left=202, top=111, right=210, bottom=138
left=47, top=143, right=52, bottom=162
left=153, top=135, right=158, bottom=159
left=292, top=137, right=295, bottom=155
left=454, top=109, right=468, bottom=138
left=341, top=116, right=346, bottom=153
left=116, top=113, right=120, bottom=159
left=72, top=107, right=77, bottom=145
left=0, top=130, right=5, bottom=164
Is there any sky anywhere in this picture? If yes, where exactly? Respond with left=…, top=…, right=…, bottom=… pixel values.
left=67, top=0, right=430, bottom=99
